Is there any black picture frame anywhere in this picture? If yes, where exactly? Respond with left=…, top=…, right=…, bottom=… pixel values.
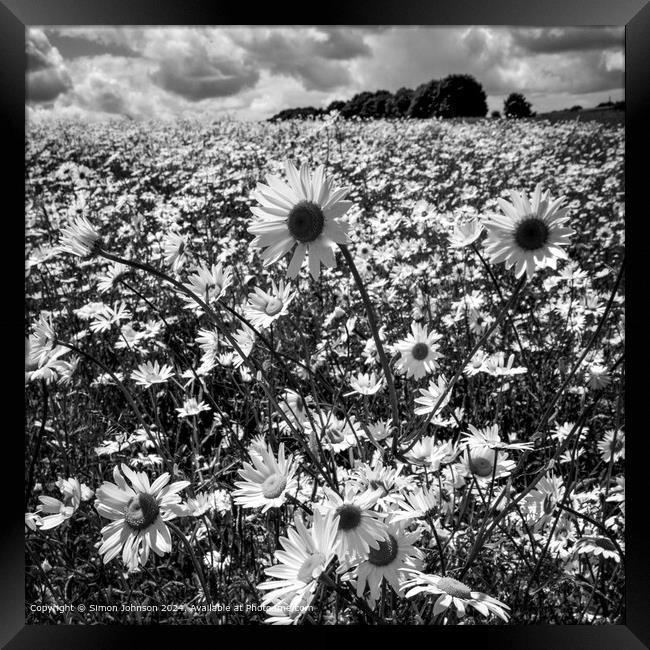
left=5, top=0, right=647, bottom=646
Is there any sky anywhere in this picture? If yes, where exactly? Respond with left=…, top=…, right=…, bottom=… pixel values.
left=26, top=26, right=625, bottom=122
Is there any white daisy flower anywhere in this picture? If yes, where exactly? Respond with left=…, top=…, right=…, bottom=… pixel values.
left=257, top=510, right=338, bottom=606
left=483, top=183, right=574, bottom=281
left=403, top=571, right=511, bottom=621
left=394, top=322, right=443, bottom=380
left=232, top=442, right=297, bottom=512
left=245, top=279, right=295, bottom=329
left=94, top=464, right=189, bottom=571
left=248, top=160, right=353, bottom=280
left=320, top=485, right=388, bottom=561
left=352, top=519, right=423, bottom=604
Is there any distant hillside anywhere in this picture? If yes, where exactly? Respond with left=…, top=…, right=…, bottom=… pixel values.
left=533, top=105, right=624, bottom=126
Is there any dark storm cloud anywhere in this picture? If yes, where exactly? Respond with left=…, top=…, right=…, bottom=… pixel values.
left=511, top=27, right=623, bottom=54
left=314, top=28, right=372, bottom=60
left=26, top=29, right=73, bottom=103
left=232, top=29, right=370, bottom=91
left=44, top=30, right=140, bottom=60
left=151, top=57, right=260, bottom=101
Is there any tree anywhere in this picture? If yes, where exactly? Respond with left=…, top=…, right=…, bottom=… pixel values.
left=408, top=80, right=440, bottom=118
left=340, top=91, right=375, bottom=119
left=503, top=93, right=533, bottom=118
left=387, top=87, right=414, bottom=117
left=359, top=90, right=393, bottom=118
left=325, top=100, right=346, bottom=114
left=434, top=74, right=488, bottom=118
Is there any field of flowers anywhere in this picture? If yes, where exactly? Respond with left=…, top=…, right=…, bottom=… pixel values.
left=25, top=115, right=625, bottom=625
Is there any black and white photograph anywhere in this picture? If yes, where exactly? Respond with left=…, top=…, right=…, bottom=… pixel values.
left=17, top=4, right=640, bottom=635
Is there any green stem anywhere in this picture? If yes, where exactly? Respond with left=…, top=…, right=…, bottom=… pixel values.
left=338, top=244, right=400, bottom=443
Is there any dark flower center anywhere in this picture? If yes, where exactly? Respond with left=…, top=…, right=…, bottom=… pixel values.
left=437, top=576, right=472, bottom=599
left=287, top=201, right=325, bottom=243
left=411, top=342, right=429, bottom=361
left=514, top=216, right=549, bottom=251
left=469, top=453, right=494, bottom=477
left=336, top=504, right=362, bottom=531
left=124, top=493, right=160, bottom=531
left=368, top=534, right=399, bottom=567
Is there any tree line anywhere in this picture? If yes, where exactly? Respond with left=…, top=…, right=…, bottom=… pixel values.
left=269, top=74, right=540, bottom=121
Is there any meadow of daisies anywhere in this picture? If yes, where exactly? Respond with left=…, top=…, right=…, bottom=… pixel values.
left=25, top=114, right=624, bottom=625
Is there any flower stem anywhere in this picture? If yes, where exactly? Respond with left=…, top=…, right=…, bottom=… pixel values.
left=338, top=244, right=400, bottom=442
left=401, top=275, right=527, bottom=453
left=166, top=520, right=216, bottom=623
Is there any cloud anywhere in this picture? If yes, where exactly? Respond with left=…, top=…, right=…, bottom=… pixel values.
left=28, top=26, right=624, bottom=121
left=313, top=28, right=372, bottom=60
left=152, top=57, right=259, bottom=101
left=230, top=28, right=369, bottom=91
left=26, top=29, right=73, bottom=103
left=511, top=27, right=623, bottom=54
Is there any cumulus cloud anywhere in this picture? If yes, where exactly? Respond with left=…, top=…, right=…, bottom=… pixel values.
left=152, top=57, right=259, bottom=101
left=229, top=28, right=368, bottom=91
left=510, top=27, right=623, bottom=54
left=28, top=26, right=624, bottom=121
left=26, top=29, right=73, bottom=103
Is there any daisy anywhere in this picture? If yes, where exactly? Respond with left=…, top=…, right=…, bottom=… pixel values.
left=232, top=442, right=297, bottom=512
left=97, top=262, right=130, bottom=293
left=195, top=328, right=220, bottom=362
left=349, top=459, right=411, bottom=510
left=230, top=324, right=256, bottom=368
left=403, top=571, right=510, bottom=622
left=37, top=477, right=84, bottom=530
left=245, top=279, right=295, bottom=329
left=574, top=536, right=622, bottom=563
left=131, top=360, right=175, bottom=387
left=394, top=322, right=443, bottom=380
left=262, top=587, right=316, bottom=625
left=462, top=423, right=534, bottom=452
left=366, top=420, right=394, bottom=442
left=483, top=183, right=574, bottom=281
left=597, top=429, right=625, bottom=463
left=180, top=263, right=232, bottom=312
left=184, top=491, right=223, bottom=517
left=447, top=216, right=484, bottom=248
left=59, top=215, right=101, bottom=257
left=320, top=485, right=388, bottom=560
left=278, top=389, right=313, bottom=430
left=89, top=301, right=132, bottom=333
left=456, top=446, right=516, bottom=485
left=248, top=160, right=353, bottom=280
left=95, top=464, right=189, bottom=571
left=484, top=352, right=527, bottom=377
left=586, top=363, right=610, bottom=390
left=114, top=324, right=144, bottom=351
left=306, top=414, right=359, bottom=454
left=414, top=375, right=451, bottom=417
left=352, top=519, right=423, bottom=604
left=176, top=398, right=211, bottom=418
left=257, top=510, right=338, bottom=606
left=345, top=371, right=384, bottom=397
left=392, top=485, right=441, bottom=522
left=463, top=350, right=489, bottom=377
left=405, top=438, right=459, bottom=471
left=521, top=474, right=565, bottom=531
left=28, top=314, right=57, bottom=367
left=162, top=231, right=188, bottom=273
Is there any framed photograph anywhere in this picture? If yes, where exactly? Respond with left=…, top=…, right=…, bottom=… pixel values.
left=6, top=0, right=647, bottom=645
